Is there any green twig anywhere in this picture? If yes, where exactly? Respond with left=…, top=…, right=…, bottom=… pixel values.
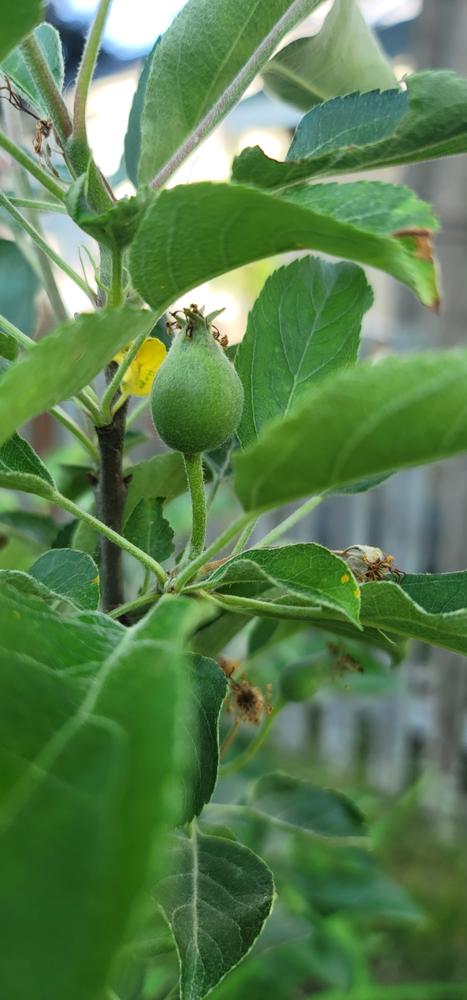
left=73, top=0, right=114, bottom=145
left=172, top=511, right=254, bottom=592
left=220, top=703, right=283, bottom=777
left=256, top=495, right=323, bottom=548
left=52, top=491, right=168, bottom=587
left=200, top=590, right=326, bottom=622
left=20, top=36, right=72, bottom=144
left=183, top=453, right=207, bottom=560
left=0, top=129, right=66, bottom=201
left=108, top=246, right=124, bottom=308
left=6, top=197, right=66, bottom=214
left=0, top=193, right=96, bottom=303
left=108, top=589, right=160, bottom=620
left=50, top=406, right=98, bottom=461
left=230, top=518, right=257, bottom=555
left=0, top=312, right=35, bottom=351
left=1, top=104, right=69, bottom=323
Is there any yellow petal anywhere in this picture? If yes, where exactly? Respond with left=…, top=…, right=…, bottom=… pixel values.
left=121, top=338, right=167, bottom=397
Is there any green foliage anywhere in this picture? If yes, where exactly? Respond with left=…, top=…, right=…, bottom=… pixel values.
left=0, top=239, right=39, bottom=335
left=0, top=431, right=55, bottom=497
left=66, top=172, right=149, bottom=249
left=235, top=256, right=373, bottom=446
left=125, top=451, right=187, bottom=519
left=129, top=179, right=439, bottom=310
left=359, top=576, right=467, bottom=656
left=0, top=0, right=42, bottom=63
left=178, top=655, right=227, bottom=823
left=1, top=22, right=64, bottom=116
left=2, top=3, right=467, bottom=997
left=156, top=830, right=274, bottom=1000
left=199, top=543, right=361, bottom=625
left=124, top=497, right=174, bottom=563
left=124, top=39, right=159, bottom=186
left=29, top=548, right=100, bottom=609
left=0, top=308, right=153, bottom=448
left=233, top=71, right=467, bottom=189
left=234, top=351, right=467, bottom=512
left=247, top=772, right=367, bottom=838
left=262, top=0, right=396, bottom=110
left=137, top=0, right=325, bottom=184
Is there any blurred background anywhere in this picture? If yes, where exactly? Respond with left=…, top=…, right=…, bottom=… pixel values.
left=2, top=1, right=467, bottom=995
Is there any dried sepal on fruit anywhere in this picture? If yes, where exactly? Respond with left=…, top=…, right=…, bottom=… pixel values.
left=334, top=544, right=403, bottom=582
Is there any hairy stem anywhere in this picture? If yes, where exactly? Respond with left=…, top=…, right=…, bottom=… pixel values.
left=183, top=453, right=207, bottom=561
left=20, top=35, right=72, bottom=144
left=108, top=589, right=160, bottom=620
left=0, top=313, right=35, bottom=351
left=73, top=0, right=114, bottom=145
left=51, top=406, right=98, bottom=462
left=0, top=193, right=96, bottom=303
left=6, top=197, right=66, bottom=213
left=0, top=129, right=66, bottom=201
left=2, top=104, right=68, bottom=323
left=200, top=590, right=326, bottom=622
left=256, top=495, right=323, bottom=548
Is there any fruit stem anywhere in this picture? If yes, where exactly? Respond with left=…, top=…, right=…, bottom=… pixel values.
left=183, top=453, right=207, bottom=561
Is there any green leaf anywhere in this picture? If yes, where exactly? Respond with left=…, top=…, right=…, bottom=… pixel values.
left=290, top=843, right=420, bottom=922
left=0, top=431, right=55, bottom=497
left=262, top=0, right=396, bottom=111
left=0, top=307, right=154, bottom=447
left=0, top=509, right=58, bottom=547
left=234, top=350, right=467, bottom=513
left=156, top=830, right=274, bottom=1000
left=262, top=0, right=397, bottom=111
left=233, top=71, right=467, bottom=190
left=236, top=257, right=373, bottom=446
left=125, top=451, right=187, bottom=520
left=124, top=497, right=174, bottom=563
left=199, top=543, right=361, bottom=625
left=0, top=569, right=123, bottom=669
left=124, top=40, right=159, bottom=186
left=177, top=655, right=227, bottom=825
left=400, top=571, right=467, bottom=612
left=66, top=172, right=149, bottom=249
left=0, top=239, right=39, bottom=335
left=138, top=0, right=326, bottom=185
left=1, top=22, right=64, bottom=117
left=0, top=0, right=42, bottom=63
left=134, top=592, right=214, bottom=644
left=248, top=772, right=367, bottom=838
left=129, top=180, right=439, bottom=312
left=0, top=656, right=127, bottom=1000
left=359, top=574, right=467, bottom=656
left=0, top=331, right=19, bottom=361
left=29, top=548, right=100, bottom=610
left=0, top=611, right=186, bottom=1000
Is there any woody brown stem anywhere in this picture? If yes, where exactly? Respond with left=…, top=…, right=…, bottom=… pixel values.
left=95, top=364, right=129, bottom=611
